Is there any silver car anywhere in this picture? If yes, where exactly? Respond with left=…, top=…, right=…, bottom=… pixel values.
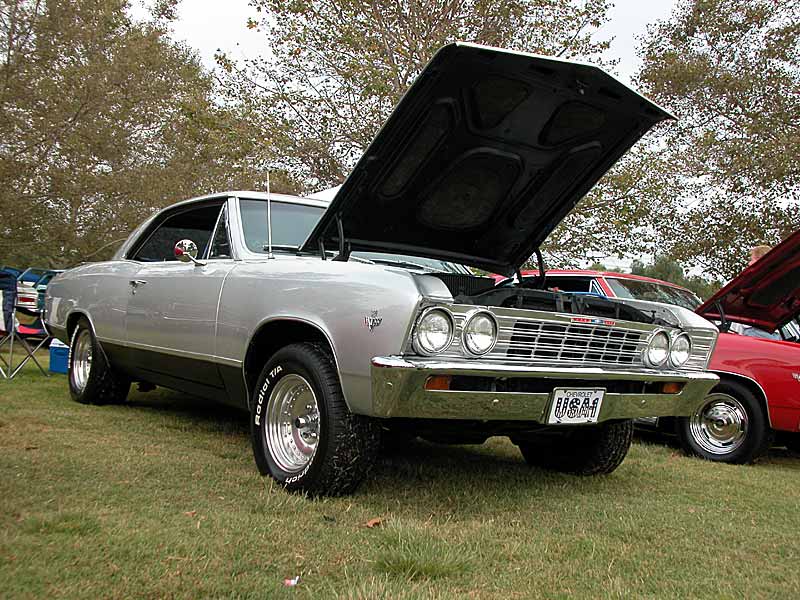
left=45, top=43, right=719, bottom=495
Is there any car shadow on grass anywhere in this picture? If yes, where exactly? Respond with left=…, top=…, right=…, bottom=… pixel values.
left=125, top=387, right=250, bottom=436
left=634, top=426, right=800, bottom=471
left=119, top=387, right=800, bottom=502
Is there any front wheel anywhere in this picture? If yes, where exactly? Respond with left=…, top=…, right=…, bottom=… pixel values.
left=515, top=420, right=633, bottom=475
left=676, top=380, right=772, bottom=464
left=250, top=343, right=379, bottom=496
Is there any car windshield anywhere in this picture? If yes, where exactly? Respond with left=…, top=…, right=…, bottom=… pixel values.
left=240, top=199, right=325, bottom=250
left=239, top=198, right=471, bottom=274
left=605, top=277, right=702, bottom=310
left=351, top=252, right=472, bottom=274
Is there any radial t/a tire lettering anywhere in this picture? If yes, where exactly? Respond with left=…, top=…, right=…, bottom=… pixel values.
left=68, top=317, right=130, bottom=405
left=515, top=419, right=633, bottom=475
left=250, top=342, right=380, bottom=496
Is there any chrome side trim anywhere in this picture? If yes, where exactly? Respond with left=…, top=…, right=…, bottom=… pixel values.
left=101, top=337, right=243, bottom=367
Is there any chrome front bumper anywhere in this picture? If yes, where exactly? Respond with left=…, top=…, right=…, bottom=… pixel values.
left=370, top=356, right=719, bottom=422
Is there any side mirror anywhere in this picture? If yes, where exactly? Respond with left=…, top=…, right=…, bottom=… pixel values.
left=174, top=239, right=203, bottom=265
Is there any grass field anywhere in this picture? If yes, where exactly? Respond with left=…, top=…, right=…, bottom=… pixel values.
left=2, top=355, right=800, bottom=599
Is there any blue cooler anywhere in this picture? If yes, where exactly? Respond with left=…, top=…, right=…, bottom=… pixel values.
left=49, top=339, right=69, bottom=374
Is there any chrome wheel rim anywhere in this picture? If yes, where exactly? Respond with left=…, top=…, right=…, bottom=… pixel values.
left=70, top=329, right=93, bottom=392
left=264, top=374, right=320, bottom=473
left=689, top=393, right=748, bottom=455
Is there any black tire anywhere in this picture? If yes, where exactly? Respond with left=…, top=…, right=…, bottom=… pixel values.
left=516, top=420, right=633, bottom=475
left=68, top=317, right=130, bottom=405
left=676, top=379, right=772, bottom=464
left=250, top=342, right=380, bottom=496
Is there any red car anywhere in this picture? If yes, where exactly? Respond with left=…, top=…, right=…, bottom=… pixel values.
left=496, top=241, right=800, bottom=463
left=687, top=231, right=800, bottom=463
left=490, top=269, right=703, bottom=310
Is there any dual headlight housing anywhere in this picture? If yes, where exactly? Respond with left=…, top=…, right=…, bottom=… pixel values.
left=412, top=307, right=497, bottom=357
left=645, top=330, right=692, bottom=368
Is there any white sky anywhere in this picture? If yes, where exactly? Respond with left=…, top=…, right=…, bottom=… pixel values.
left=135, top=0, right=680, bottom=85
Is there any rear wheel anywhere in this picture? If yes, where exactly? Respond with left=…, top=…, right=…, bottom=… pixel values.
left=515, top=420, right=633, bottom=475
left=677, top=379, right=772, bottom=464
left=68, top=317, right=130, bottom=405
left=250, top=343, right=379, bottom=496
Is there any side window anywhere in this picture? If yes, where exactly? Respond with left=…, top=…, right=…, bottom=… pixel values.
left=545, top=276, right=593, bottom=293
left=208, top=205, right=232, bottom=259
left=130, top=204, right=223, bottom=262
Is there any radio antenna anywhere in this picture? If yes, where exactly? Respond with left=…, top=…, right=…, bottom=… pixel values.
left=266, top=169, right=275, bottom=259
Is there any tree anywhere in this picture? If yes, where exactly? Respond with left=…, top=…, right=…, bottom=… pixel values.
left=631, top=256, right=721, bottom=301
left=218, top=0, right=614, bottom=190
left=635, top=0, right=800, bottom=280
left=0, top=0, right=298, bottom=268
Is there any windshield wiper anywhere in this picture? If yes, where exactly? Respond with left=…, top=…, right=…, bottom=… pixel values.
left=366, top=258, right=441, bottom=273
left=261, top=244, right=299, bottom=252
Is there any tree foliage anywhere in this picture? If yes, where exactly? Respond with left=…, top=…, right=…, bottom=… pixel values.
left=218, top=0, right=614, bottom=189
left=631, top=255, right=721, bottom=300
left=636, top=0, right=800, bottom=279
left=0, top=0, right=297, bottom=268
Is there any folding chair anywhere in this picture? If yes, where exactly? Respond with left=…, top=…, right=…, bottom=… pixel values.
left=0, top=270, right=50, bottom=379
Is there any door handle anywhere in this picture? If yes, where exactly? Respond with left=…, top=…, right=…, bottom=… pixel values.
left=129, top=280, right=147, bottom=294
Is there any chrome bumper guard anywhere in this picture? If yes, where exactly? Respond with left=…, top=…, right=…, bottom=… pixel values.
left=371, top=356, right=719, bottom=422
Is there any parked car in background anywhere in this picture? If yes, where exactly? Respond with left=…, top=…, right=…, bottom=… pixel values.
left=1, top=267, right=63, bottom=315
left=44, top=43, right=719, bottom=495
left=492, top=269, right=702, bottom=310
left=500, top=240, right=800, bottom=464
left=686, top=231, right=800, bottom=463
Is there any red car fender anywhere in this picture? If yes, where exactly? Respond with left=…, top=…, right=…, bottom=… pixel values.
left=709, top=332, right=800, bottom=433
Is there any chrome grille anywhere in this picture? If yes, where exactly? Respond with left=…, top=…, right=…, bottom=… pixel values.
left=684, top=328, right=717, bottom=370
left=406, top=304, right=718, bottom=371
left=505, top=320, right=644, bottom=365
left=438, top=311, right=650, bottom=367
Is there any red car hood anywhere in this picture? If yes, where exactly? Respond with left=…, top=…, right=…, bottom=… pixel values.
left=696, top=230, right=800, bottom=331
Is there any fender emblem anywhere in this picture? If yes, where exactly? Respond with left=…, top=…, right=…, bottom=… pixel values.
left=364, top=310, right=383, bottom=332
left=792, top=373, right=800, bottom=383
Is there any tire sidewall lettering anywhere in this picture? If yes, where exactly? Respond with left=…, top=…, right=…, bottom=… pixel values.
left=254, top=365, right=283, bottom=427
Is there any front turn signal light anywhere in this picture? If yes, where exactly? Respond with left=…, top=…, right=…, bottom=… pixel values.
left=425, top=375, right=452, bottom=391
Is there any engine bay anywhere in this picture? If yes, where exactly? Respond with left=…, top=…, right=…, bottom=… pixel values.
left=430, top=273, right=664, bottom=326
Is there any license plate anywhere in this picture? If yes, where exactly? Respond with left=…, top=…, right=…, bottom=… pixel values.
left=547, top=388, right=605, bottom=425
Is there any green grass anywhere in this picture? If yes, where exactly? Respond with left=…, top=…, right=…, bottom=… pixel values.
left=2, top=355, right=800, bottom=598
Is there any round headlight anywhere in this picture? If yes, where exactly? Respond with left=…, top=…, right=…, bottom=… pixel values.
left=670, top=333, right=692, bottom=367
left=463, top=311, right=498, bottom=356
left=646, top=331, right=670, bottom=366
left=413, top=308, right=454, bottom=355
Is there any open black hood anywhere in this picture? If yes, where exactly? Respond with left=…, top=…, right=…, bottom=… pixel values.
left=697, top=230, right=800, bottom=331
left=302, top=43, right=674, bottom=275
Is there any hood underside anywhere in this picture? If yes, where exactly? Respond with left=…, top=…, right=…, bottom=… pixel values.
left=697, top=230, right=800, bottom=331
left=302, top=42, right=673, bottom=275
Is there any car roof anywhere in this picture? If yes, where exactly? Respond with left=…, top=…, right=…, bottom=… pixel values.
left=163, top=191, right=330, bottom=211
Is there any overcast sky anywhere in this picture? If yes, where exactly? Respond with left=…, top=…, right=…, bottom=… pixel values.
left=135, top=0, right=680, bottom=85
